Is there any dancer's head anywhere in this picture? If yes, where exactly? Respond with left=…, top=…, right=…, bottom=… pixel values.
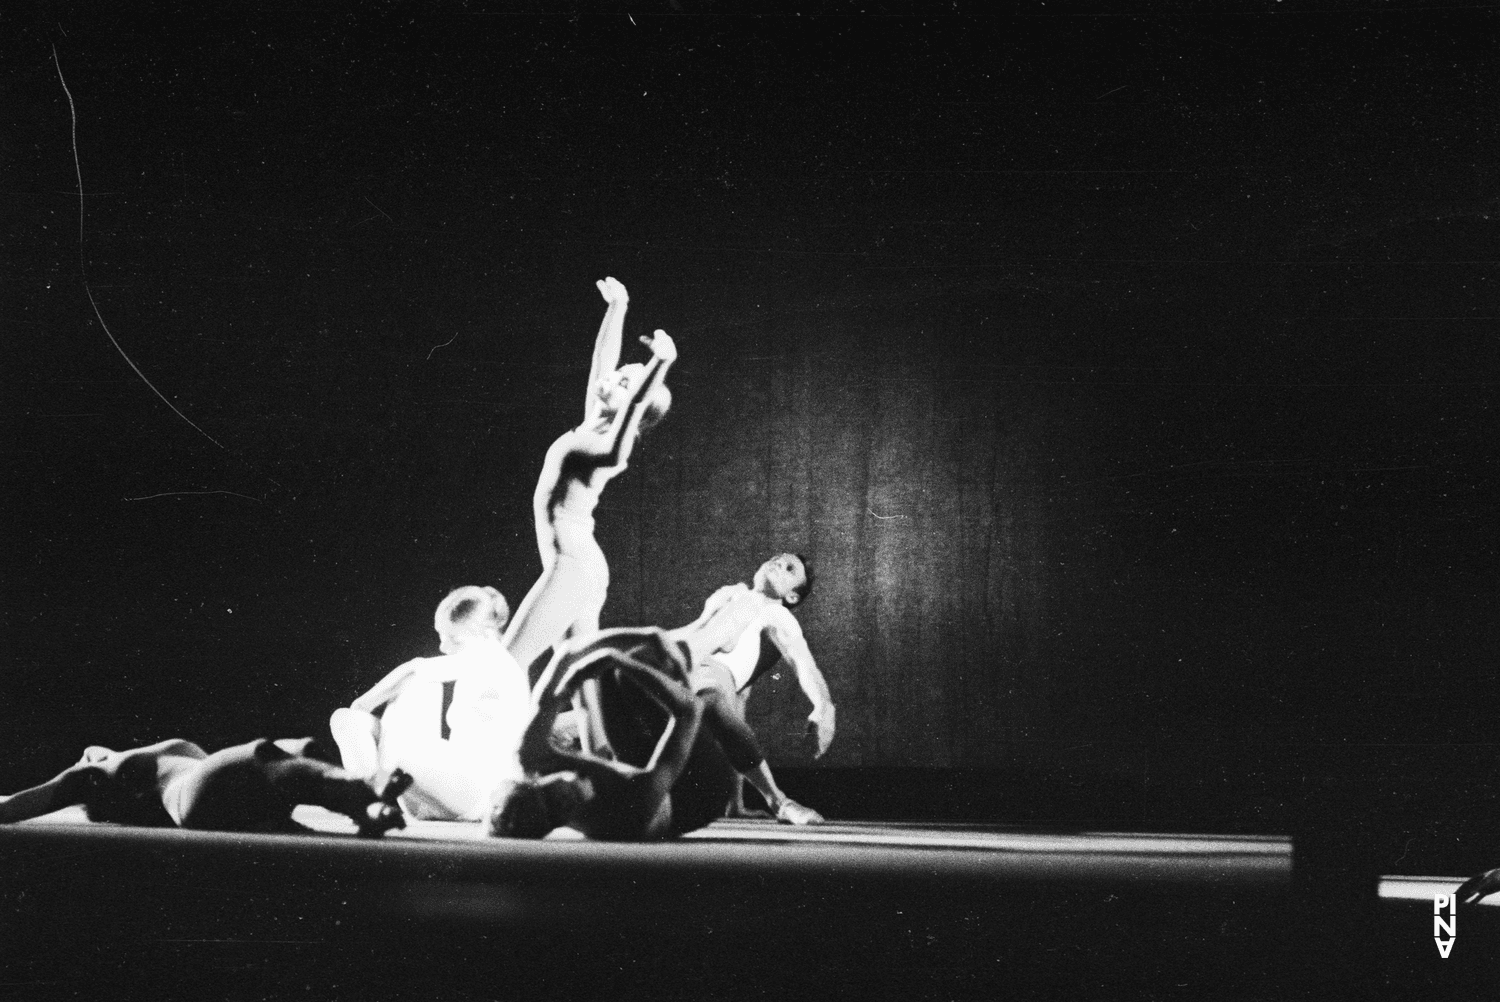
left=596, top=363, right=672, bottom=431
left=754, top=552, right=813, bottom=607
left=487, top=772, right=594, bottom=839
left=434, top=585, right=510, bottom=654
left=78, top=751, right=174, bottom=826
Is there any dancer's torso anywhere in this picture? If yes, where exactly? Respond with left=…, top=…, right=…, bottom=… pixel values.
left=679, top=585, right=774, bottom=685
left=534, top=428, right=626, bottom=559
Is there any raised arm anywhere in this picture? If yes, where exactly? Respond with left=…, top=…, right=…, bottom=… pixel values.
left=584, top=277, right=629, bottom=421
left=764, top=607, right=837, bottom=757
left=597, top=331, right=676, bottom=471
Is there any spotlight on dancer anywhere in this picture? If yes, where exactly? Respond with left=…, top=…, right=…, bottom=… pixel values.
left=330, top=585, right=531, bottom=821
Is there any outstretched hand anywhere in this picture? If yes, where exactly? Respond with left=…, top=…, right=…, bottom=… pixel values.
left=596, top=276, right=629, bottom=306
left=640, top=329, right=677, bottom=364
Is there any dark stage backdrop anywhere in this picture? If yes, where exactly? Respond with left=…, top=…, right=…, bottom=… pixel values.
left=4, top=9, right=1496, bottom=807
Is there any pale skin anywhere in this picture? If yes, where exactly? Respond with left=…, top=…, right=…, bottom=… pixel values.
left=330, top=600, right=531, bottom=822
left=671, top=553, right=836, bottom=755
left=0, top=738, right=405, bottom=835
left=670, top=554, right=833, bottom=820
left=503, top=277, right=677, bottom=673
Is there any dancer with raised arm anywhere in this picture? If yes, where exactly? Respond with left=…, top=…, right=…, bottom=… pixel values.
left=490, top=627, right=809, bottom=840
left=329, top=585, right=532, bottom=821
left=503, top=278, right=676, bottom=673
left=0, top=737, right=409, bottom=837
left=498, top=277, right=675, bottom=678
left=503, top=278, right=674, bottom=758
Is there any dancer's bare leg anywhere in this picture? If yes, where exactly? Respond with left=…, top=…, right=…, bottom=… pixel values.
left=250, top=742, right=409, bottom=837
left=505, top=558, right=599, bottom=678
left=726, top=688, right=770, bottom=817
left=695, top=688, right=821, bottom=825
left=329, top=707, right=382, bottom=780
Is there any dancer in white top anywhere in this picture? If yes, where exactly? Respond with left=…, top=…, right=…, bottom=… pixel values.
left=503, top=277, right=676, bottom=674
left=330, top=585, right=532, bottom=821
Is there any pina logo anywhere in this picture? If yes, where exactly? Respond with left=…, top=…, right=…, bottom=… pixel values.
left=1434, top=893, right=1457, bottom=958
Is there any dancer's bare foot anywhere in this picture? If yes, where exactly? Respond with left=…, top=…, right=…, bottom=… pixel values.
left=774, top=798, right=824, bottom=826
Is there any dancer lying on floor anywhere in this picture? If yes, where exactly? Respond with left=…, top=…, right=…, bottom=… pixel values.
left=502, top=278, right=675, bottom=752
left=488, top=627, right=818, bottom=841
left=330, top=585, right=532, bottom=821
left=0, top=737, right=409, bottom=836
left=669, top=551, right=834, bottom=817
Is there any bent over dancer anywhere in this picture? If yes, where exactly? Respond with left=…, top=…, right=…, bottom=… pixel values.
left=489, top=627, right=812, bottom=840
left=670, top=552, right=833, bottom=818
left=0, top=737, right=409, bottom=836
left=330, top=585, right=532, bottom=821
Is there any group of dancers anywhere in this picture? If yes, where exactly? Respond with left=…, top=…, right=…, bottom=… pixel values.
left=0, top=278, right=836, bottom=842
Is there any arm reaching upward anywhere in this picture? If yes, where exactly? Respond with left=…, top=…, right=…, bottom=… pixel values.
left=763, top=607, right=836, bottom=757
left=585, top=277, right=629, bottom=421
left=596, top=330, right=676, bottom=472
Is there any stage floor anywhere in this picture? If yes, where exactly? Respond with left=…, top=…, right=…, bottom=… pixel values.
left=14, top=804, right=1293, bottom=886
left=12, top=812, right=1483, bottom=999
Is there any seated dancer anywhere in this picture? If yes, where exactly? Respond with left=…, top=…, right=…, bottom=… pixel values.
left=0, top=737, right=409, bottom=837
left=669, top=552, right=834, bottom=817
left=489, top=627, right=816, bottom=840
left=330, top=585, right=532, bottom=821
left=503, top=276, right=676, bottom=676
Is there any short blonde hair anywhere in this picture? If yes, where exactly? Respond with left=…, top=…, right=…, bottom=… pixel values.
left=434, top=585, right=509, bottom=644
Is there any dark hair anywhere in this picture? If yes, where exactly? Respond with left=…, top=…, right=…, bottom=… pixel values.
left=489, top=779, right=555, bottom=839
left=81, top=766, right=172, bottom=827
left=790, top=553, right=814, bottom=606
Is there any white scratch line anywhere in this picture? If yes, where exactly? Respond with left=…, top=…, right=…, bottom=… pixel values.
left=53, top=46, right=224, bottom=450
left=363, top=196, right=394, bottom=223
left=427, top=332, right=459, bottom=360
left=868, top=509, right=907, bottom=520
left=124, top=490, right=261, bottom=502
